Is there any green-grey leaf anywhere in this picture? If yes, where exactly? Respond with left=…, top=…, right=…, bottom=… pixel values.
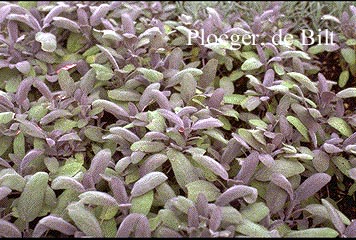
left=304, top=204, right=351, bottom=225
left=336, top=87, right=356, bottom=99
left=17, top=172, right=49, bottom=222
left=91, top=64, right=114, bottom=81
left=286, top=115, right=310, bottom=141
left=332, top=156, right=352, bottom=177
left=131, top=172, right=168, bottom=197
left=186, top=180, right=220, bottom=202
left=67, top=202, right=103, bottom=237
left=78, top=191, right=119, bottom=207
left=240, top=202, right=269, bottom=223
left=137, top=68, right=163, bottom=82
left=51, top=176, right=85, bottom=192
left=173, top=68, right=203, bottom=79
left=101, top=218, right=117, bottom=238
left=130, top=141, right=166, bottom=153
left=241, top=58, right=263, bottom=71
left=130, top=190, right=154, bottom=215
left=235, top=218, right=271, bottom=237
left=35, top=32, right=57, bottom=52
left=327, top=117, right=353, bottom=137
left=255, top=158, right=305, bottom=181
left=341, top=48, right=356, bottom=65
left=13, top=132, right=25, bottom=158
left=167, top=148, right=199, bottom=191
left=58, top=70, right=75, bottom=96
left=221, top=206, right=243, bottom=224
left=223, top=94, right=247, bottom=105
left=287, top=72, right=318, bottom=93
left=84, top=126, right=104, bottom=142
left=285, top=228, right=338, bottom=238
left=67, top=32, right=86, bottom=53
left=158, top=209, right=182, bottom=231
left=108, top=89, right=141, bottom=102
left=180, top=73, right=196, bottom=103
left=0, top=169, right=26, bottom=192
left=338, top=71, right=350, bottom=88
left=280, top=50, right=311, bottom=60
left=52, top=189, right=79, bottom=216
left=0, top=112, right=14, bottom=124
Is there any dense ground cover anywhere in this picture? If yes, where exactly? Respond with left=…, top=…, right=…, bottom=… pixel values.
left=0, top=1, right=356, bottom=237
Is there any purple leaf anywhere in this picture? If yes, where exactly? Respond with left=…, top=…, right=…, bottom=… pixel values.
left=231, top=133, right=251, bottom=150
left=187, top=206, right=199, bottom=228
left=263, top=69, right=275, bottom=87
left=221, top=138, right=241, bottom=169
left=152, top=89, right=171, bottom=110
left=57, top=133, right=82, bottom=142
left=258, top=154, right=275, bottom=168
left=116, top=213, right=148, bottom=237
left=0, top=219, right=21, bottom=238
left=139, top=153, right=168, bottom=176
left=294, top=173, right=331, bottom=204
left=40, top=109, right=72, bottom=125
left=318, top=73, right=329, bottom=93
left=92, top=99, right=129, bottom=119
left=216, top=185, right=257, bottom=206
left=138, top=83, right=160, bottom=111
left=0, top=157, right=11, bottom=168
left=33, top=79, right=52, bottom=100
left=266, top=182, right=288, bottom=214
left=33, top=215, right=77, bottom=237
left=109, top=126, right=140, bottom=143
left=279, top=115, right=292, bottom=136
left=199, top=59, right=219, bottom=88
left=192, top=154, right=228, bottom=180
left=177, top=106, right=197, bottom=117
left=271, top=173, right=294, bottom=201
left=321, top=199, right=345, bottom=234
left=7, top=20, right=18, bottom=43
left=196, top=193, right=209, bottom=217
left=0, top=95, right=14, bottom=110
left=157, top=227, right=182, bottom=238
left=344, top=220, right=356, bottom=237
left=191, top=117, right=223, bottom=131
left=0, top=5, right=11, bottom=24
left=144, top=132, right=169, bottom=141
left=43, top=4, right=69, bottom=27
left=312, top=149, right=330, bottom=173
left=52, top=16, right=81, bottom=33
left=121, top=13, right=135, bottom=34
left=0, top=186, right=11, bottom=201
left=167, top=48, right=183, bottom=70
left=77, top=6, right=89, bottom=26
left=15, top=77, right=34, bottom=106
left=86, top=149, right=112, bottom=184
left=209, top=206, right=222, bottom=231
left=323, top=143, right=343, bottom=154
left=20, top=149, right=44, bottom=174
left=131, top=172, right=168, bottom=197
left=89, top=3, right=111, bottom=26
left=18, top=119, right=46, bottom=139
left=235, top=151, right=259, bottom=184
left=51, top=176, right=85, bottom=193
left=158, top=109, right=184, bottom=128
left=108, top=176, right=128, bottom=204
left=208, top=88, right=225, bottom=109
left=134, top=216, right=151, bottom=237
